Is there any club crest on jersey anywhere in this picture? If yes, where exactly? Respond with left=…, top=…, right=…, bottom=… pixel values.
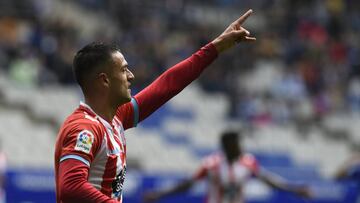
left=74, top=130, right=94, bottom=154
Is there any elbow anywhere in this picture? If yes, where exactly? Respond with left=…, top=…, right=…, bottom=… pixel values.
left=59, top=185, right=76, bottom=202
left=59, top=178, right=84, bottom=202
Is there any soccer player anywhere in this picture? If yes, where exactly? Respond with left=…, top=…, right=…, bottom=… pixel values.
left=143, top=131, right=312, bottom=203
left=54, top=9, right=256, bottom=203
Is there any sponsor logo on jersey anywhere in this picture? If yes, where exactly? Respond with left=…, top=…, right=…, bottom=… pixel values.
left=74, top=130, right=94, bottom=154
left=112, top=166, right=126, bottom=198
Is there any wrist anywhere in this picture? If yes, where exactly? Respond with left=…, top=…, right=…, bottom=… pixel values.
left=211, top=37, right=226, bottom=54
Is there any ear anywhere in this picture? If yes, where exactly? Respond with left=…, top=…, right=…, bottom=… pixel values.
left=98, top=72, right=110, bottom=87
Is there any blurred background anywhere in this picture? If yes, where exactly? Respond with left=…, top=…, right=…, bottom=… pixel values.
left=0, top=0, right=360, bottom=202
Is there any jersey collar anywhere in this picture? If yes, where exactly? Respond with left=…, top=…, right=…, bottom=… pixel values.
left=79, top=101, right=113, bottom=130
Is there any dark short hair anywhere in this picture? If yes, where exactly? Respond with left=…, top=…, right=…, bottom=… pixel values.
left=220, top=131, right=239, bottom=147
left=73, top=42, right=120, bottom=88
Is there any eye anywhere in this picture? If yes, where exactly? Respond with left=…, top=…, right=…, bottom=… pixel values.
left=124, top=66, right=132, bottom=73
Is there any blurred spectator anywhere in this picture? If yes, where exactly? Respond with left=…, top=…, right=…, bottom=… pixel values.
left=1, top=0, right=360, bottom=126
left=348, top=77, right=360, bottom=114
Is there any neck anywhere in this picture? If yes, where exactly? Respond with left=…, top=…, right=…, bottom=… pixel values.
left=226, top=154, right=239, bottom=164
left=84, top=97, right=116, bottom=123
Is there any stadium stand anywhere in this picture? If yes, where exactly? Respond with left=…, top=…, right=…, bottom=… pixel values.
left=1, top=0, right=360, bottom=202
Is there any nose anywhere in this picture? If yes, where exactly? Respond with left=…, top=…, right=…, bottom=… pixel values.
left=127, top=69, right=135, bottom=81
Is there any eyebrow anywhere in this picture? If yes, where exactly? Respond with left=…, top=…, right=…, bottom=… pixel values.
left=121, top=58, right=128, bottom=67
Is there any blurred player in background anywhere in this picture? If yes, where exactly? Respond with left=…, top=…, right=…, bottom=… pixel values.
left=55, top=9, right=256, bottom=203
left=144, top=131, right=311, bottom=203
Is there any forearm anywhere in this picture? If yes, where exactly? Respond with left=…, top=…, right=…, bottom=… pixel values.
left=134, top=43, right=218, bottom=122
left=259, top=172, right=296, bottom=192
left=160, top=180, right=193, bottom=197
left=268, top=181, right=296, bottom=193
left=264, top=176, right=304, bottom=194
left=59, top=159, right=116, bottom=203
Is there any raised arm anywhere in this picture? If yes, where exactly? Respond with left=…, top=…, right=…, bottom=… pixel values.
left=256, top=169, right=312, bottom=198
left=133, top=43, right=217, bottom=123
left=132, top=9, right=256, bottom=124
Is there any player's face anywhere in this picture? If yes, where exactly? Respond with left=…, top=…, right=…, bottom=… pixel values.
left=108, top=51, right=135, bottom=105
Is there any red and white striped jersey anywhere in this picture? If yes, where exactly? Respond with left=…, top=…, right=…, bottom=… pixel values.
left=193, top=153, right=259, bottom=203
left=54, top=43, right=218, bottom=203
left=55, top=100, right=138, bottom=203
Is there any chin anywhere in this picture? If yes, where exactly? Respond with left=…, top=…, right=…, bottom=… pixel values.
left=123, top=94, right=132, bottom=102
left=117, top=96, right=131, bottom=106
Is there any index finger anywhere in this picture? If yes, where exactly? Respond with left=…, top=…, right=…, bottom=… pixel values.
left=234, top=9, right=253, bottom=25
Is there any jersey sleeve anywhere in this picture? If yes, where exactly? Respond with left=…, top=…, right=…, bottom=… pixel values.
left=58, top=159, right=117, bottom=203
left=193, top=165, right=209, bottom=181
left=59, top=121, right=103, bottom=167
left=115, top=98, right=138, bottom=130
left=134, top=43, right=218, bottom=124
left=192, top=154, right=219, bottom=180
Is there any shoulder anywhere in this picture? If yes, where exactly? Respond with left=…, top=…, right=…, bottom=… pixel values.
left=56, top=110, right=105, bottom=156
left=202, top=153, right=222, bottom=168
left=241, top=153, right=258, bottom=163
left=59, top=109, right=104, bottom=138
left=240, top=153, right=259, bottom=172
